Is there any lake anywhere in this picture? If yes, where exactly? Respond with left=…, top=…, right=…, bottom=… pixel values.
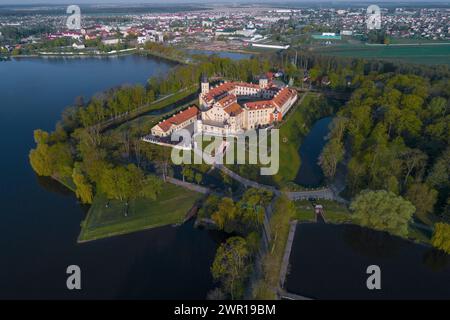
left=286, top=223, right=450, bottom=299
left=0, top=55, right=221, bottom=299
left=295, top=117, right=332, bottom=187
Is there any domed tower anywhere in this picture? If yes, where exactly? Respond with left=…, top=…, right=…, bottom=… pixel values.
left=201, top=74, right=210, bottom=94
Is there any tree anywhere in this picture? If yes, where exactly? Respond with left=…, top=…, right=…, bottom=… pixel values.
left=29, top=137, right=73, bottom=178
left=99, top=164, right=142, bottom=201
left=401, top=148, right=427, bottom=186
left=33, top=129, right=49, bottom=145
left=405, top=183, right=438, bottom=222
left=49, top=142, right=73, bottom=178
left=29, top=143, right=52, bottom=176
left=426, top=148, right=450, bottom=189
left=211, top=237, right=250, bottom=300
left=140, top=175, right=162, bottom=200
left=431, top=223, right=450, bottom=254
left=72, top=164, right=93, bottom=204
left=195, top=173, right=203, bottom=185
left=238, top=188, right=272, bottom=229
left=319, top=138, right=345, bottom=178
left=211, top=198, right=239, bottom=232
left=350, top=190, right=415, bottom=237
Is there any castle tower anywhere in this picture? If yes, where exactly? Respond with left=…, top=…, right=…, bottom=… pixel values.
left=259, top=76, right=268, bottom=89
left=201, top=74, right=210, bottom=94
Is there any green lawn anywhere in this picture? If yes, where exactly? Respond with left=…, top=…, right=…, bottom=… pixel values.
left=293, top=199, right=353, bottom=223
left=273, top=93, right=319, bottom=185
left=316, top=44, right=450, bottom=65
left=78, top=183, right=203, bottom=242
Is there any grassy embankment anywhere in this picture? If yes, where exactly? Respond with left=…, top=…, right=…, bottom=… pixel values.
left=78, top=183, right=203, bottom=242
left=293, top=199, right=431, bottom=244
left=293, top=199, right=352, bottom=223
left=53, top=176, right=76, bottom=193
left=273, top=92, right=319, bottom=186
left=254, top=196, right=295, bottom=299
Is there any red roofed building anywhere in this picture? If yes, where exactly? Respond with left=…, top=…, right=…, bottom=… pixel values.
left=151, top=106, right=199, bottom=137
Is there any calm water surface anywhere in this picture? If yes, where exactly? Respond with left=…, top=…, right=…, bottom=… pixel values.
left=286, top=223, right=450, bottom=299
left=0, top=55, right=221, bottom=299
left=295, top=117, right=332, bottom=187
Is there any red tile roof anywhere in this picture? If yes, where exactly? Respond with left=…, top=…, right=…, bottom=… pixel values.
left=234, top=82, right=260, bottom=89
left=244, top=100, right=275, bottom=110
left=157, top=105, right=199, bottom=132
left=272, top=88, right=296, bottom=108
left=217, top=94, right=237, bottom=108
left=204, top=82, right=235, bottom=102
left=224, top=102, right=243, bottom=115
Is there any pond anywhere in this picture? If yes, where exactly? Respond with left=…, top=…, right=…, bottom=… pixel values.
left=295, top=117, right=332, bottom=187
left=286, top=223, right=450, bottom=299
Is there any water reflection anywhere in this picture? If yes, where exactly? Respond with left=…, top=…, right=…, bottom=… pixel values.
left=343, top=225, right=400, bottom=259
left=286, top=223, right=450, bottom=299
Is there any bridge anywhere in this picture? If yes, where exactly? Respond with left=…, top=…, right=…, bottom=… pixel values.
left=215, top=164, right=345, bottom=203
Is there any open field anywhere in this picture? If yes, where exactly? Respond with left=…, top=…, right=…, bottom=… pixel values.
left=78, top=183, right=203, bottom=242
left=315, top=44, right=450, bottom=65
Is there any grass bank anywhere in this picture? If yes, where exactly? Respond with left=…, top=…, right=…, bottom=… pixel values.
left=293, top=199, right=352, bottom=223
left=53, top=176, right=76, bottom=193
left=78, top=183, right=203, bottom=242
left=293, top=199, right=431, bottom=244
left=274, top=93, right=316, bottom=184
left=253, top=196, right=295, bottom=299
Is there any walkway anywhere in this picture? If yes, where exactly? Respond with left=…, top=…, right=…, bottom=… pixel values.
left=214, top=164, right=346, bottom=203
left=166, top=176, right=211, bottom=194
left=279, top=220, right=298, bottom=289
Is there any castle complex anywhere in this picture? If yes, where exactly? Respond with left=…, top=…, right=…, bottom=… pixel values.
left=150, top=76, right=298, bottom=138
